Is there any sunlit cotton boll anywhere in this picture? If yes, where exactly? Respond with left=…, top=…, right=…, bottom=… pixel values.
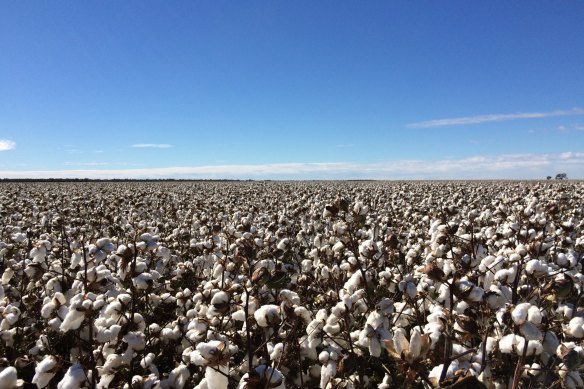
left=512, top=303, right=531, bottom=325
left=237, top=365, right=285, bottom=389
left=57, top=364, right=85, bottom=389
left=59, top=308, right=85, bottom=332
left=566, top=317, right=584, bottom=338
left=32, top=355, right=59, bottom=388
left=254, top=304, right=280, bottom=327
left=159, top=364, right=190, bottom=389
left=0, top=367, right=18, bottom=389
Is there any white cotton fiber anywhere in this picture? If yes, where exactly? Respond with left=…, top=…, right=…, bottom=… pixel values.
left=205, top=365, right=228, bottom=389
left=57, top=364, right=85, bottom=389
left=32, top=355, right=58, bottom=388
left=254, top=304, right=280, bottom=327
left=511, top=303, right=530, bottom=325
left=0, top=367, right=18, bottom=389
left=60, top=309, right=85, bottom=332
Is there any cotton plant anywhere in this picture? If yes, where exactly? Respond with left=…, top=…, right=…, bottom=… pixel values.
left=0, top=366, right=21, bottom=389
left=356, top=310, right=391, bottom=357
left=1, top=181, right=584, bottom=387
left=237, top=365, right=285, bottom=389
left=190, top=340, right=232, bottom=389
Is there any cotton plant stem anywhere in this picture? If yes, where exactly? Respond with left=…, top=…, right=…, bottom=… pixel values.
left=511, top=337, right=529, bottom=389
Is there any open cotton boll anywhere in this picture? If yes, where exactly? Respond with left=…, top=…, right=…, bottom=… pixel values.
left=204, top=365, right=228, bottom=389
left=140, top=352, right=159, bottom=376
left=0, top=367, right=18, bottom=389
left=237, top=365, right=285, bottom=389
left=515, top=337, right=543, bottom=356
left=32, top=355, right=59, bottom=388
left=160, top=364, right=190, bottom=389
left=124, top=331, right=146, bottom=351
left=59, top=309, right=85, bottom=332
left=96, top=324, right=122, bottom=343
left=2, top=305, right=20, bottom=326
left=269, top=342, right=284, bottom=362
left=320, top=360, right=337, bottom=389
left=254, top=304, right=280, bottom=327
left=511, top=303, right=531, bottom=325
left=294, top=306, right=312, bottom=323
left=527, top=306, right=542, bottom=325
left=566, top=317, right=584, bottom=338
left=332, top=241, right=344, bottom=254
left=57, top=364, right=85, bottom=389
left=499, top=334, right=518, bottom=354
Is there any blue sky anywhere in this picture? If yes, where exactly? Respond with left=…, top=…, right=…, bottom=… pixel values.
left=1, top=1, right=583, bottom=179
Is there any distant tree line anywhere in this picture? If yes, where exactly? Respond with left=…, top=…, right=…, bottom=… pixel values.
left=547, top=173, right=568, bottom=180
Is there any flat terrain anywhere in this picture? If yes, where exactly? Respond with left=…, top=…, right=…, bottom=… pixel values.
left=0, top=181, right=583, bottom=388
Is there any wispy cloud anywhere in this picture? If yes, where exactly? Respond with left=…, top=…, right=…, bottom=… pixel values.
left=64, top=162, right=110, bottom=166
left=131, top=144, right=172, bottom=149
left=1, top=152, right=583, bottom=179
left=408, top=108, right=584, bottom=128
left=0, top=139, right=16, bottom=151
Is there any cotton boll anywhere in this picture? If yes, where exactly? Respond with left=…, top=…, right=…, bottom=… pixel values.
left=525, top=259, right=547, bottom=275
left=133, top=273, right=153, bottom=290
left=2, top=267, right=14, bottom=285
left=294, top=306, right=312, bottom=323
left=484, top=336, right=497, bottom=354
left=566, top=317, right=584, bottom=338
left=96, top=324, right=122, bottom=343
left=237, top=366, right=285, bottom=389
left=160, top=364, right=190, bottom=389
left=254, top=304, right=280, bottom=327
left=499, top=334, right=518, bottom=354
left=57, top=364, right=85, bottom=389
left=511, top=303, right=530, bottom=325
left=527, top=306, right=542, bottom=325
left=269, top=342, right=284, bottom=362
left=191, top=340, right=230, bottom=367
left=409, top=328, right=423, bottom=360
left=60, top=309, right=85, bottom=332
left=515, top=337, right=543, bottom=356
left=320, top=360, right=337, bottom=389
left=0, top=367, right=18, bottom=389
left=319, top=351, right=330, bottom=364
left=231, top=310, right=246, bottom=322
left=205, top=365, right=228, bottom=389
left=140, top=353, right=159, bottom=376
left=368, top=337, right=382, bottom=357
left=556, top=253, right=569, bottom=267
left=124, top=331, right=146, bottom=351
left=556, top=303, right=574, bottom=319
left=2, top=305, right=20, bottom=326
left=32, top=355, right=59, bottom=388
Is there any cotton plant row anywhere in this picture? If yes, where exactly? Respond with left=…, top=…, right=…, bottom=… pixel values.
left=0, top=181, right=583, bottom=389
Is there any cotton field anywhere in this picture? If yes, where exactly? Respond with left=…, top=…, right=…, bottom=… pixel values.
left=1, top=180, right=583, bottom=389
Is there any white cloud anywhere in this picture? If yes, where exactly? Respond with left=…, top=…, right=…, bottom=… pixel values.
left=131, top=144, right=172, bottom=148
left=0, top=140, right=16, bottom=151
left=408, top=108, right=584, bottom=128
left=1, top=152, right=583, bottom=180
left=64, top=162, right=110, bottom=166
